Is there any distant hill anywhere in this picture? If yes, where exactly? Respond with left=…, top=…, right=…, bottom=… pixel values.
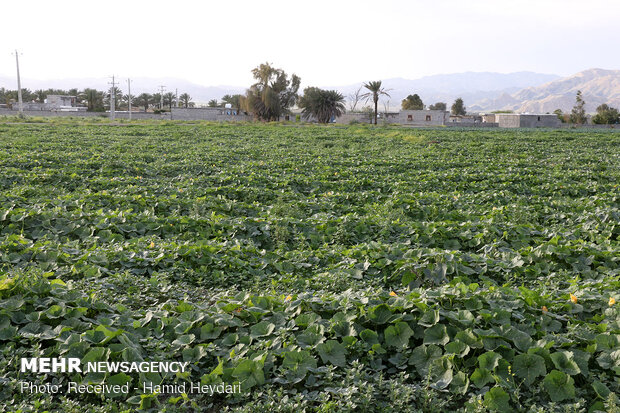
left=332, top=72, right=559, bottom=111
left=470, top=69, right=620, bottom=113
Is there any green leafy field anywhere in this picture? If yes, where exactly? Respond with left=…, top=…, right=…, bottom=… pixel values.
left=0, top=123, right=618, bottom=412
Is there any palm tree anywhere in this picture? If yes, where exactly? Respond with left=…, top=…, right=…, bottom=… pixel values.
left=222, top=94, right=242, bottom=113
left=151, top=93, right=162, bottom=110
left=179, top=93, right=192, bottom=108
left=299, top=87, right=346, bottom=123
left=83, top=88, right=104, bottom=112
left=207, top=99, right=220, bottom=107
left=134, top=93, right=152, bottom=112
left=163, top=92, right=176, bottom=110
left=34, top=89, right=46, bottom=103
left=360, top=80, right=390, bottom=125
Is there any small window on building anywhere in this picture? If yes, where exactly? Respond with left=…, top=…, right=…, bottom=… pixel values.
left=537, top=116, right=541, bottom=121
left=425, top=115, right=432, bottom=121
left=407, top=114, right=413, bottom=121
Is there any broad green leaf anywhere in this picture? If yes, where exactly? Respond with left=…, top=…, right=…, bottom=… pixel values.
left=409, top=344, right=442, bottom=376
left=200, top=323, right=223, bottom=340
left=360, top=329, right=379, bottom=345
left=513, top=353, right=546, bottom=386
left=297, top=325, right=325, bottom=349
left=483, top=387, right=511, bottom=412
left=429, top=358, right=453, bottom=389
left=445, top=340, right=470, bottom=357
left=384, top=322, right=413, bottom=348
left=450, top=371, right=470, bottom=395
left=369, top=304, right=392, bottom=325
left=550, top=351, right=580, bottom=376
left=543, top=370, right=575, bottom=402
left=423, top=324, right=449, bottom=346
left=591, top=380, right=611, bottom=399
left=418, top=309, right=439, bottom=327
left=232, top=359, right=265, bottom=390
left=455, top=329, right=483, bottom=349
left=0, top=326, right=17, bottom=340
left=478, top=351, right=501, bottom=371
left=471, top=368, right=494, bottom=388
left=506, top=327, right=532, bottom=352
left=316, top=340, right=346, bottom=367
left=250, top=321, right=275, bottom=338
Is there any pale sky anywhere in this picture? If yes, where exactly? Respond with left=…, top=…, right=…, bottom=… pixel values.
left=2, top=0, right=619, bottom=88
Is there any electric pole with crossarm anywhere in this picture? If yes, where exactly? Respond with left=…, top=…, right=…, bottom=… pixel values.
left=109, top=75, right=117, bottom=120
left=13, top=50, right=23, bottom=114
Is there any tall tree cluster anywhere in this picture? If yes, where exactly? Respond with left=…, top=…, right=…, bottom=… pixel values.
left=570, top=90, right=587, bottom=124
left=401, top=94, right=424, bottom=110
left=591, top=103, right=620, bottom=124
left=241, top=62, right=300, bottom=121
left=298, top=87, right=346, bottom=123
left=451, top=98, right=466, bottom=116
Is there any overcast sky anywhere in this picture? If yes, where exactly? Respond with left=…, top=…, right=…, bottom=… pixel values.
left=1, top=0, right=619, bottom=89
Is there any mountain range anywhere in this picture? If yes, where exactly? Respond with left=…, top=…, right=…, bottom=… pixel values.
left=1, top=69, right=619, bottom=113
left=471, top=69, right=620, bottom=113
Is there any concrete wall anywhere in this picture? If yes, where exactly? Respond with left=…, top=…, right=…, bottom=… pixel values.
left=481, top=114, right=496, bottom=123
left=396, top=110, right=449, bottom=125
left=0, top=108, right=251, bottom=122
left=558, top=123, right=620, bottom=129
left=445, top=122, right=499, bottom=128
left=520, top=114, right=561, bottom=128
left=495, top=114, right=521, bottom=128
left=171, top=107, right=250, bottom=121
left=334, top=113, right=372, bottom=124
left=496, top=114, right=561, bottom=128
left=0, top=108, right=171, bottom=120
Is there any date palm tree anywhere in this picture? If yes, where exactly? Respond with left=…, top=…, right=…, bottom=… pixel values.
left=179, top=93, right=192, bottom=108
left=299, top=87, right=346, bottom=123
left=361, top=80, right=390, bottom=125
left=134, top=93, right=152, bottom=112
left=163, top=92, right=176, bottom=110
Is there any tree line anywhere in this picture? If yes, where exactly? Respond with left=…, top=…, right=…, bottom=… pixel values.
left=0, top=87, right=194, bottom=112
left=5, top=67, right=617, bottom=125
left=228, top=62, right=469, bottom=124
left=553, top=90, right=619, bottom=125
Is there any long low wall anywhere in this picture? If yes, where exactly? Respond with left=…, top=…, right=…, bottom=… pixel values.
left=445, top=122, right=499, bottom=128
left=558, top=123, right=620, bottom=129
left=0, top=108, right=252, bottom=122
left=0, top=108, right=172, bottom=120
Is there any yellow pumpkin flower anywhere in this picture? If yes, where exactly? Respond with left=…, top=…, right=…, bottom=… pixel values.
left=285, top=295, right=292, bottom=302
left=149, top=241, right=155, bottom=248
left=570, top=293, right=578, bottom=304
left=389, top=291, right=398, bottom=297
left=542, top=306, right=548, bottom=313
left=609, top=297, right=616, bottom=306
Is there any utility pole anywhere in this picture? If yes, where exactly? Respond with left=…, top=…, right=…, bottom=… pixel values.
left=159, top=85, right=166, bottom=110
left=13, top=50, right=23, bottom=114
left=108, top=75, right=117, bottom=120
left=175, top=88, right=178, bottom=108
left=127, top=78, right=132, bottom=121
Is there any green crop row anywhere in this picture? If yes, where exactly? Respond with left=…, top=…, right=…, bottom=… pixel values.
left=0, top=123, right=618, bottom=411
